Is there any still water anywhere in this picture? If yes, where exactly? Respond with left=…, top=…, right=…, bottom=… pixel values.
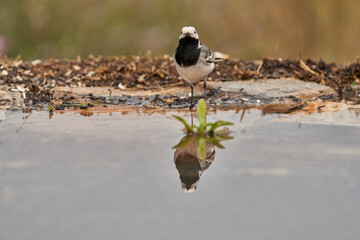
left=0, top=109, right=360, bottom=240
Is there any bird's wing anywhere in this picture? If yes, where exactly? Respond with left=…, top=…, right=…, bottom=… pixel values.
left=199, top=43, right=215, bottom=63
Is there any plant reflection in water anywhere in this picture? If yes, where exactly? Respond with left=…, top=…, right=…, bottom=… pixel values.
left=172, top=99, right=233, bottom=192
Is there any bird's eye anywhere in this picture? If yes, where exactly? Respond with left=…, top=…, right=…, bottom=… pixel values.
left=194, top=31, right=197, bottom=34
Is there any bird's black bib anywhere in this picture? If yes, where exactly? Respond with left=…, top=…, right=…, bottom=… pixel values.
left=175, top=36, right=201, bottom=67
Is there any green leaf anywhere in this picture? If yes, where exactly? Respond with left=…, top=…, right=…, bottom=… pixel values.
left=197, top=137, right=207, bottom=160
left=197, top=99, right=207, bottom=133
left=208, top=121, right=233, bottom=133
left=172, top=115, right=194, bottom=133
left=172, top=135, right=192, bottom=149
left=207, top=137, right=225, bottom=149
left=214, top=134, right=234, bottom=141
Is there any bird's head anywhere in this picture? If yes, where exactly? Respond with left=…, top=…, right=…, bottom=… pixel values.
left=179, top=26, right=199, bottom=40
left=182, top=183, right=198, bottom=193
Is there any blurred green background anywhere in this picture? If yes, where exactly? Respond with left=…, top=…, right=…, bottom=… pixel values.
left=1, top=0, right=359, bottom=62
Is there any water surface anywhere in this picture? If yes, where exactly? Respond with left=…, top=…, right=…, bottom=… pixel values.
left=0, top=109, right=359, bottom=240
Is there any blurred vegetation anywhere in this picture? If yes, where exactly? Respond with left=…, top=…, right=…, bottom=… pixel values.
left=0, top=0, right=360, bottom=62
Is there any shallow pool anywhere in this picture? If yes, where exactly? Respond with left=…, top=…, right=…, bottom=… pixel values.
left=0, top=109, right=359, bottom=240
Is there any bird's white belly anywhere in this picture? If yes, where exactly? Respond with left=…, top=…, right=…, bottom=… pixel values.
left=175, top=61, right=214, bottom=85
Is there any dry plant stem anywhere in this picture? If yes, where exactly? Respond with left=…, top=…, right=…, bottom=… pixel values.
left=299, top=60, right=319, bottom=76
left=299, top=59, right=326, bottom=85
left=256, top=61, right=263, bottom=74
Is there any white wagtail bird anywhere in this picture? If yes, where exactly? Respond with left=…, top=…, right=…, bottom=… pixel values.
left=174, top=26, right=222, bottom=108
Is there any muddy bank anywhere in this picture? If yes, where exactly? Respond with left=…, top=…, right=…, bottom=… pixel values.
left=0, top=56, right=359, bottom=111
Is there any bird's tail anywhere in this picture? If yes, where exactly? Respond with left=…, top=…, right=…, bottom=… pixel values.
left=214, top=58, right=225, bottom=62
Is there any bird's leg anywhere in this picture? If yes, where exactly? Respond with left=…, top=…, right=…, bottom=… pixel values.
left=191, top=111, right=194, bottom=126
left=189, top=85, right=194, bottom=109
left=203, top=75, right=208, bottom=101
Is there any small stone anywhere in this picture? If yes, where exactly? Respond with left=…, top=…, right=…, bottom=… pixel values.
left=86, top=71, right=95, bottom=77
left=31, top=59, right=42, bottom=65
left=118, top=83, right=126, bottom=90
left=65, top=70, right=72, bottom=77
left=73, top=65, right=81, bottom=71
left=1, top=70, right=8, bottom=76
left=208, top=79, right=337, bottom=100
left=14, top=60, right=22, bottom=67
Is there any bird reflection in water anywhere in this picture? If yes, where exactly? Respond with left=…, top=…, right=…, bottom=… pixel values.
left=173, top=124, right=233, bottom=192
left=174, top=135, right=215, bottom=192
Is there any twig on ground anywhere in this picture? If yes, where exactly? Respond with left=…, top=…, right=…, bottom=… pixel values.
left=299, top=60, right=319, bottom=76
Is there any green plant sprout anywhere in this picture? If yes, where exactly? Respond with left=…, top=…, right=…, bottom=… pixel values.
left=173, top=99, right=233, bottom=160
left=173, top=99, right=233, bottom=135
